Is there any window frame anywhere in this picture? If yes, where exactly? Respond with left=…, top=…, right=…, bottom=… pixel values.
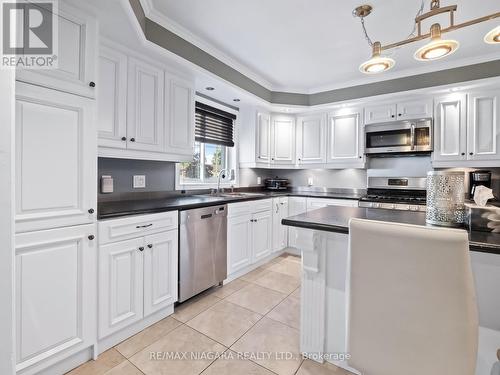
left=175, top=96, right=239, bottom=190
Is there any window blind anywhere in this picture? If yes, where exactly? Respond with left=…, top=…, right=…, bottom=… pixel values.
left=195, top=102, right=236, bottom=147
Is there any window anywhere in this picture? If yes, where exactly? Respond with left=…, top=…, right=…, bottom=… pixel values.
left=178, top=100, right=237, bottom=187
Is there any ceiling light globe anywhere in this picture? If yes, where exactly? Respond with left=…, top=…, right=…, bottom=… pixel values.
left=414, top=39, right=459, bottom=61
left=359, top=42, right=395, bottom=74
left=484, top=26, right=500, bottom=44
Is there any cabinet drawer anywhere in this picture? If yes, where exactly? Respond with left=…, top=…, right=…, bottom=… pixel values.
left=228, top=201, right=251, bottom=218
left=98, top=211, right=178, bottom=244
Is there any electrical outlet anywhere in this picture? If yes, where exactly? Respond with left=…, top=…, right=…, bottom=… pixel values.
left=308, top=177, right=314, bottom=186
left=133, top=175, right=146, bottom=188
left=257, top=176, right=262, bottom=185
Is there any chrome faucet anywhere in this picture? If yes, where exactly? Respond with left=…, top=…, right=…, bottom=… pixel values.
left=217, top=169, right=228, bottom=194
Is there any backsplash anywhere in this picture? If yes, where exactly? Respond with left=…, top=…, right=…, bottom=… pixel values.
left=98, top=158, right=176, bottom=197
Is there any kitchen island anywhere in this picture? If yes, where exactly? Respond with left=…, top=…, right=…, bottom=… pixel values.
left=282, top=206, right=500, bottom=375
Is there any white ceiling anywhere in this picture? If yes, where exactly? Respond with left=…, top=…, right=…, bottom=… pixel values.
left=147, top=0, right=500, bottom=93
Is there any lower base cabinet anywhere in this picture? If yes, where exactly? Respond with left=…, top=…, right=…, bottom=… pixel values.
left=227, top=200, right=273, bottom=276
left=98, top=215, right=178, bottom=339
left=15, top=224, right=97, bottom=374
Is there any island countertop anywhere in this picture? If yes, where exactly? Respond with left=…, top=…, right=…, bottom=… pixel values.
left=282, top=206, right=500, bottom=255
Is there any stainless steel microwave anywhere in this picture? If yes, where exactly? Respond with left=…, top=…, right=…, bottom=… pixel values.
left=364, top=119, right=433, bottom=155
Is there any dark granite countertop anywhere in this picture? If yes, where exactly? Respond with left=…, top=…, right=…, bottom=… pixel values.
left=98, top=189, right=365, bottom=220
left=282, top=206, right=500, bottom=255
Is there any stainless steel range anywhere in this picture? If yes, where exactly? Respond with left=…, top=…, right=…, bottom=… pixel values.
left=359, top=177, right=427, bottom=212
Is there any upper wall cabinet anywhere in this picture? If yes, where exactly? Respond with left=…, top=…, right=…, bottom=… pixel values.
left=364, top=99, right=432, bottom=124
left=164, top=73, right=195, bottom=157
left=271, top=115, right=296, bottom=165
left=256, top=112, right=271, bottom=164
left=15, top=82, right=96, bottom=233
left=97, top=45, right=195, bottom=162
left=433, top=94, right=467, bottom=163
left=97, top=46, right=128, bottom=149
left=16, top=3, right=97, bottom=99
left=467, top=90, right=500, bottom=162
left=127, top=58, right=165, bottom=153
left=327, top=108, right=364, bottom=166
left=296, top=114, right=327, bottom=165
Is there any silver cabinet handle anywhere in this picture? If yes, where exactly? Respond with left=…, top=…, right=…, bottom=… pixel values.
left=136, top=224, right=153, bottom=229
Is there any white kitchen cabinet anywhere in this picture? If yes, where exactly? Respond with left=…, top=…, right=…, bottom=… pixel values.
left=97, top=45, right=128, bottom=149
left=252, top=209, right=273, bottom=262
left=256, top=112, right=272, bottom=164
left=98, top=212, right=178, bottom=339
left=467, top=90, right=500, bottom=162
left=296, top=114, right=327, bottom=164
left=15, top=224, right=96, bottom=373
left=143, top=231, right=178, bottom=317
left=327, top=109, right=364, bottom=165
left=164, top=73, right=195, bottom=158
left=99, top=237, right=144, bottom=339
left=364, top=99, right=432, bottom=124
left=288, top=197, right=307, bottom=249
left=364, top=103, right=397, bottom=124
left=227, top=213, right=253, bottom=275
left=15, top=82, right=96, bottom=233
left=271, top=115, right=296, bottom=165
left=127, top=57, right=165, bottom=152
left=16, top=3, right=97, bottom=99
left=272, top=197, right=289, bottom=252
left=433, top=94, right=468, bottom=162
left=396, top=99, right=433, bottom=120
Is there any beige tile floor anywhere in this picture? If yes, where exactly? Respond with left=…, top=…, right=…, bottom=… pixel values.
left=67, top=253, right=354, bottom=375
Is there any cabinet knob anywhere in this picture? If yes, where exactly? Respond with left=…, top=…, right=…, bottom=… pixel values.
left=130, top=138, right=136, bottom=142
left=469, top=152, right=473, bottom=156
left=121, top=136, right=127, bottom=141
left=398, top=113, right=402, bottom=117
left=89, top=81, right=96, bottom=88
left=147, top=244, right=153, bottom=249
left=88, top=208, right=95, bottom=214
left=88, top=235, right=95, bottom=241
left=139, top=247, right=144, bottom=252
left=359, top=156, right=362, bottom=159
left=391, top=115, right=395, bottom=118
left=461, top=152, right=465, bottom=156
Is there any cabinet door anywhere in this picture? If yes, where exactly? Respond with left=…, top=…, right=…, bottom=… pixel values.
left=297, top=114, right=326, bottom=164
left=327, top=110, right=362, bottom=163
left=15, top=224, right=96, bottom=372
left=127, top=58, right=165, bottom=152
left=467, top=90, right=500, bottom=161
left=16, top=4, right=97, bottom=98
left=278, top=197, right=289, bottom=249
left=364, top=103, right=397, bottom=124
left=15, top=83, right=96, bottom=233
left=165, top=73, right=195, bottom=157
left=252, top=210, right=273, bottom=262
left=433, top=94, right=467, bottom=162
left=97, top=46, right=127, bottom=149
left=227, top=214, right=252, bottom=275
left=396, top=99, right=433, bottom=120
left=271, top=115, right=296, bottom=164
left=256, top=112, right=271, bottom=163
left=99, top=238, right=144, bottom=339
left=288, top=197, right=307, bottom=249
left=144, top=231, right=178, bottom=317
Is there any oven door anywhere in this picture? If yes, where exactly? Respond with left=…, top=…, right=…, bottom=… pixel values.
left=364, top=120, right=432, bottom=154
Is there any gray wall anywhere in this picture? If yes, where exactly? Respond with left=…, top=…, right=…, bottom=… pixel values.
left=98, top=158, right=176, bottom=197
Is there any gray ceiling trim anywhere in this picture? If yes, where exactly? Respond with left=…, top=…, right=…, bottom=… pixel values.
left=130, top=0, right=500, bottom=107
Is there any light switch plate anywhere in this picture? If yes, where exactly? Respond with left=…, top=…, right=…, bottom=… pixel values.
left=308, top=177, right=314, bottom=186
left=257, top=177, right=262, bottom=185
left=133, top=175, right=146, bottom=188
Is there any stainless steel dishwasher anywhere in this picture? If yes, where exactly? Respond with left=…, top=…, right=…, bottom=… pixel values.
left=178, top=204, right=227, bottom=302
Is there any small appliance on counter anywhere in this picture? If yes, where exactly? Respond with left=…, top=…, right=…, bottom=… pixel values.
left=426, top=171, right=466, bottom=227
left=469, top=170, right=492, bottom=199
left=265, top=177, right=290, bottom=190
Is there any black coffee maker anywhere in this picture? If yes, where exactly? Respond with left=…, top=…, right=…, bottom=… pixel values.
left=469, top=170, right=492, bottom=198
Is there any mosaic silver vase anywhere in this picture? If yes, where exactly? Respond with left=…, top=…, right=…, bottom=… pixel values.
left=426, top=171, right=466, bottom=227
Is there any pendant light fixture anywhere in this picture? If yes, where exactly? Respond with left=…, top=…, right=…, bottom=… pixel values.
left=359, top=42, right=395, bottom=74
left=414, top=23, right=459, bottom=60
left=354, top=0, right=500, bottom=74
left=484, top=26, right=500, bottom=44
